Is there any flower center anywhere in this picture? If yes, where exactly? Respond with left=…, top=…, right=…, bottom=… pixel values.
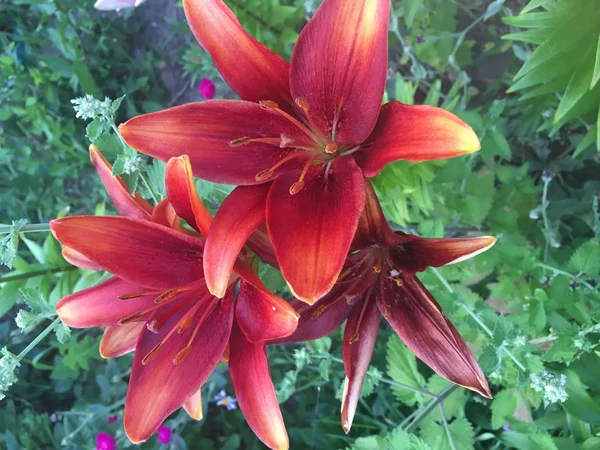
left=229, top=98, right=360, bottom=195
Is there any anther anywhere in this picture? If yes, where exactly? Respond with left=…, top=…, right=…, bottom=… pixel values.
left=372, top=264, right=381, bottom=273
left=295, top=97, right=326, bottom=142
left=393, top=278, right=403, bottom=287
left=146, top=320, right=159, bottom=334
left=142, top=342, right=164, bottom=365
left=295, top=97, right=310, bottom=111
left=118, top=312, right=143, bottom=324
left=155, top=289, right=178, bottom=304
left=289, top=180, right=304, bottom=195
left=349, top=330, right=360, bottom=344
left=255, top=168, right=275, bottom=182
left=312, top=304, right=329, bottom=318
left=118, top=291, right=149, bottom=300
left=173, top=346, right=192, bottom=365
left=280, top=134, right=295, bottom=148
left=229, top=137, right=251, bottom=147
left=325, top=143, right=338, bottom=154
left=259, top=100, right=279, bottom=110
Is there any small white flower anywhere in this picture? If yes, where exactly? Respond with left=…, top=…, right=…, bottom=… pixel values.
left=530, top=371, right=568, bottom=406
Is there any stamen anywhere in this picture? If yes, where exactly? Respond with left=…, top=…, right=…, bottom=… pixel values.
left=295, top=97, right=326, bottom=142
left=142, top=342, right=164, bottom=365
left=173, top=297, right=219, bottom=365
left=290, top=154, right=319, bottom=195
left=259, top=99, right=321, bottom=142
left=154, top=289, right=178, bottom=304
left=118, top=290, right=158, bottom=300
left=331, top=106, right=341, bottom=143
left=372, top=264, right=381, bottom=273
left=254, top=151, right=306, bottom=182
left=229, top=136, right=283, bottom=147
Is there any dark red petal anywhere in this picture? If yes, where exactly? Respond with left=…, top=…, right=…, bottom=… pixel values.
left=247, top=225, right=278, bottom=268
left=89, top=145, right=153, bottom=220
left=119, top=101, right=312, bottom=185
left=376, top=275, right=491, bottom=398
left=165, top=155, right=213, bottom=236
left=124, top=290, right=234, bottom=443
left=352, top=180, right=407, bottom=250
left=236, top=280, right=298, bottom=343
left=229, top=323, right=289, bottom=450
left=183, top=0, right=292, bottom=108
left=341, top=297, right=380, bottom=433
left=266, top=158, right=366, bottom=304
left=183, top=389, right=203, bottom=421
left=50, top=216, right=204, bottom=290
left=356, top=102, right=481, bottom=177
left=392, top=235, right=497, bottom=273
left=274, top=289, right=356, bottom=344
left=290, top=0, right=390, bottom=144
left=100, top=322, right=145, bottom=358
left=56, top=277, right=157, bottom=327
left=204, top=184, right=269, bottom=297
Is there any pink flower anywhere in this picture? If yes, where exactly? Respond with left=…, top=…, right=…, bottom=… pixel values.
left=198, top=78, right=216, bottom=99
left=157, top=426, right=172, bottom=445
left=107, top=416, right=118, bottom=423
left=96, top=432, right=116, bottom=450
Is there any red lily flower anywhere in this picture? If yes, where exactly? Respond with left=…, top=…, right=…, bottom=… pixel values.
left=53, top=146, right=296, bottom=449
left=275, top=182, right=495, bottom=433
left=118, top=0, right=481, bottom=304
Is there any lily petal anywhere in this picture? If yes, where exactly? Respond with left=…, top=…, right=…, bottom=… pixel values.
left=229, top=323, right=289, bottom=450
left=341, top=297, right=380, bottom=433
left=266, top=158, right=365, bottom=304
left=183, top=0, right=292, bottom=108
left=183, top=389, right=204, bottom=421
left=119, top=101, right=312, bottom=185
left=204, top=184, right=269, bottom=297
left=357, top=102, right=481, bottom=177
left=56, top=277, right=157, bottom=327
left=165, top=155, right=213, bottom=236
left=62, top=247, right=103, bottom=271
left=377, top=275, right=491, bottom=398
left=290, top=0, right=390, bottom=144
left=100, top=322, right=145, bottom=358
left=124, top=291, right=234, bottom=443
left=236, top=280, right=298, bottom=343
left=274, top=288, right=356, bottom=344
left=393, top=236, right=497, bottom=273
left=151, top=199, right=179, bottom=229
left=89, top=145, right=152, bottom=220
left=50, top=216, right=204, bottom=290
left=247, top=226, right=278, bottom=268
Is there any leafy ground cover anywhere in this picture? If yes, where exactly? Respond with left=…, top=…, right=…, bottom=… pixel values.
left=1, top=0, right=600, bottom=449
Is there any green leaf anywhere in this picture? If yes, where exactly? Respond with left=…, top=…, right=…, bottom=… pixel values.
left=72, top=61, right=99, bottom=97
left=563, top=370, right=600, bottom=425
left=573, top=126, right=598, bottom=158
left=568, top=240, right=600, bottom=278
left=555, top=53, right=595, bottom=123
left=0, top=219, right=27, bottom=269
left=385, top=428, right=432, bottom=450
left=21, top=236, right=45, bottom=264
left=54, top=322, right=71, bottom=344
left=19, top=288, right=54, bottom=317
left=402, top=0, right=423, bottom=28
left=386, top=335, right=426, bottom=405
left=491, top=390, right=518, bottom=429
left=592, top=35, right=600, bottom=89
left=111, top=95, right=126, bottom=114
left=420, top=418, right=474, bottom=450
left=521, top=0, right=551, bottom=15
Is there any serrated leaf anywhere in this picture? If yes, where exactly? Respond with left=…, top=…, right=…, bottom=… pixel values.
left=54, top=322, right=71, bottom=344
left=386, top=335, right=426, bottom=405
left=491, top=390, right=518, bottom=429
left=19, top=287, right=54, bottom=317
left=111, top=95, right=126, bottom=114
left=86, top=119, right=106, bottom=140
left=318, top=357, right=331, bottom=381
left=385, top=428, right=432, bottom=450
left=568, top=240, right=600, bottom=278
left=0, top=219, right=27, bottom=269
left=544, top=335, right=579, bottom=363
left=420, top=418, right=474, bottom=450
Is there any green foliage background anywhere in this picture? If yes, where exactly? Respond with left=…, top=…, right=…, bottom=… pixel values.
left=1, top=0, right=600, bottom=449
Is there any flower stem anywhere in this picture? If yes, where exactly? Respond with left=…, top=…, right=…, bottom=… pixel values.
left=17, top=318, right=60, bottom=361
left=0, top=266, right=77, bottom=284
left=404, top=385, right=457, bottom=433
left=0, top=223, right=50, bottom=233
left=537, top=262, right=595, bottom=291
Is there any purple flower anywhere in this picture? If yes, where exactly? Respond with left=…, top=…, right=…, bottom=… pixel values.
left=214, top=389, right=238, bottom=411
left=198, top=78, right=216, bottom=99
left=157, top=426, right=172, bottom=445
left=96, top=432, right=116, bottom=450
left=107, top=415, right=118, bottom=423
